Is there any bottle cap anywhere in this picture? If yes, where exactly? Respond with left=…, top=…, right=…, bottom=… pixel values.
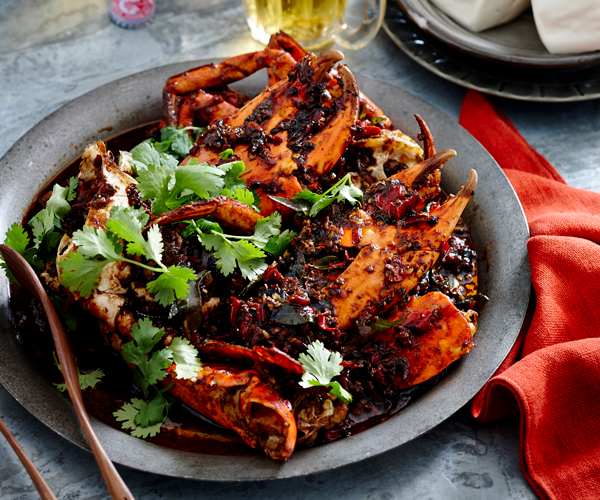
left=110, top=0, right=156, bottom=29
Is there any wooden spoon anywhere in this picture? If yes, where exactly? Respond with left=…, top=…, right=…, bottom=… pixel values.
left=0, top=416, right=58, bottom=500
left=0, top=244, right=135, bottom=500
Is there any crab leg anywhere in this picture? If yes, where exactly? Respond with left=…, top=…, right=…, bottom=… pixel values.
left=328, top=170, right=478, bottom=330
left=389, top=149, right=455, bottom=193
left=165, top=49, right=297, bottom=96
left=371, top=292, right=477, bottom=389
left=151, top=196, right=263, bottom=234
left=164, top=364, right=297, bottom=460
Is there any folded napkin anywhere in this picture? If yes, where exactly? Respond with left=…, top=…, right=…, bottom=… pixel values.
left=459, top=90, right=600, bottom=500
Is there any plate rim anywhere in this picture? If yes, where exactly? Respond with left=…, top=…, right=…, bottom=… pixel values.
left=397, top=0, right=600, bottom=68
left=0, top=60, right=531, bottom=481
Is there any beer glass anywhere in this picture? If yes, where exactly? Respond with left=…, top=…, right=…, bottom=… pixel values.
left=243, top=0, right=386, bottom=50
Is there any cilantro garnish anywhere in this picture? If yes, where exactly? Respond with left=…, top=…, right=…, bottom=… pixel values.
left=298, top=340, right=352, bottom=403
left=190, top=212, right=296, bottom=280
left=368, top=316, right=407, bottom=332
left=58, top=206, right=196, bottom=306
left=115, top=318, right=202, bottom=438
left=52, top=352, right=104, bottom=393
left=271, top=173, right=363, bottom=217
left=1, top=177, right=78, bottom=281
left=113, top=395, right=170, bottom=438
left=219, top=148, right=234, bottom=160
left=135, top=158, right=255, bottom=215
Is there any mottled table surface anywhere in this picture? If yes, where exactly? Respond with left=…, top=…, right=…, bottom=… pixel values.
left=1, top=1, right=599, bottom=499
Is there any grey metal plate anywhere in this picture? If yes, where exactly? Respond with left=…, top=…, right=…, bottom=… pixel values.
left=397, top=0, right=600, bottom=68
left=0, top=60, right=530, bottom=481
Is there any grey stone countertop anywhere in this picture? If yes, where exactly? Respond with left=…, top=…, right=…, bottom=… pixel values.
left=1, top=1, right=598, bottom=499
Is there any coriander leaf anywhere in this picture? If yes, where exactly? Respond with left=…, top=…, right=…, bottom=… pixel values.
left=172, top=163, right=225, bottom=200
left=219, top=148, right=234, bottom=160
left=124, top=318, right=165, bottom=357
left=67, top=176, right=79, bottom=202
left=114, top=398, right=144, bottom=430
left=0, top=223, right=30, bottom=283
left=237, top=257, right=268, bottom=282
left=53, top=352, right=104, bottom=392
left=122, top=319, right=172, bottom=385
left=252, top=213, right=283, bottom=249
left=143, top=225, right=165, bottom=265
left=368, top=316, right=407, bottom=331
left=146, top=266, right=197, bottom=306
left=144, top=349, right=174, bottom=385
left=264, top=229, right=297, bottom=257
left=134, top=392, right=171, bottom=427
left=2, top=222, right=29, bottom=254
left=113, top=397, right=166, bottom=438
left=29, top=208, right=57, bottom=248
left=130, top=140, right=161, bottom=171
left=298, top=340, right=352, bottom=403
left=46, top=184, right=72, bottom=220
left=292, top=174, right=363, bottom=218
left=334, top=182, right=362, bottom=205
left=55, top=369, right=105, bottom=393
left=105, top=206, right=148, bottom=256
left=58, top=253, right=108, bottom=296
left=136, top=163, right=169, bottom=202
left=218, top=160, right=247, bottom=191
left=71, top=225, right=123, bottom=260
left=222, top=187, right=256, bottom=207
left=200, top=233, right=266, bottom=280
left=166, top=337, right=203, bottom=379
left=161, top=126, right=202, bottom=158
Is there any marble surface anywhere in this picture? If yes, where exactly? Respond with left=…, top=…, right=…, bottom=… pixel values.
left=1, top=0, right=599, bottom=498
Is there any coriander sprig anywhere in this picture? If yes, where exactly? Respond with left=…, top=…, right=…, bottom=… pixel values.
left=114, top=318, right=203, bottom=438
left=59, top=206, right=196, bottom=306
left=189, top=212, right=297, bottom=281
left=298, top=340, right=353, bottom=403
left=271, top=173, right=363, bottom=217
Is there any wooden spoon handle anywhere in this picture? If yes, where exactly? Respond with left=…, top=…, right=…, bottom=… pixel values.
left=0, top=245, right=135, bottom=500
left=40, top=291, right=135, bottom=500
left=0, top=417, right=58, bottom=500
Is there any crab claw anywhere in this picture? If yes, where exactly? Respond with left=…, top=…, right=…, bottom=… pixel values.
left=327, top=170, right=478, bottom=330
left=165, top=49, right=298, bottom=96
left=164, top=364, right=297, bottom=460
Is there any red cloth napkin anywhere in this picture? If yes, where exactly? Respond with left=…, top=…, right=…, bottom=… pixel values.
left=459, top=90, right=600, bottom=500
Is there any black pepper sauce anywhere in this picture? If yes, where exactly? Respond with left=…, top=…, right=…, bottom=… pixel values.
left=10, top=122, right=482, bottom=456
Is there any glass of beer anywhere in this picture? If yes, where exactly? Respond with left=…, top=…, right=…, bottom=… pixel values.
left=243, top=0, right=386, bottom=50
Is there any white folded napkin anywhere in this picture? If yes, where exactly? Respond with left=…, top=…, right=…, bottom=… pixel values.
left=429, top=0, right=531, bottom=32
left=532, top=0, right=600, bottom=54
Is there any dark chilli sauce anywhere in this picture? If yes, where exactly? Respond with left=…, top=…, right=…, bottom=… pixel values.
left=9, top=122, right=483, bottom=456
